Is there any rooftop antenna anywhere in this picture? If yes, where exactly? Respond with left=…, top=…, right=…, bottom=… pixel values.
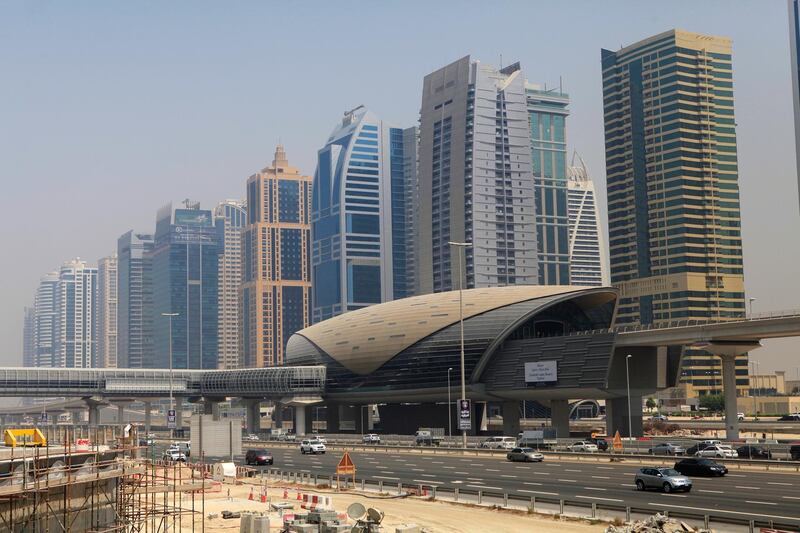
left=499, top=53, right=503, bottom=68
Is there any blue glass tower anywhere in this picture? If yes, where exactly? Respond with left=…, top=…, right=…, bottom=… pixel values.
left=311, top=106, right=415, bottom=322
left=150, top=202, right=219, bottom=369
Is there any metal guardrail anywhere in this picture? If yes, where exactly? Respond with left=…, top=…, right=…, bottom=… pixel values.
left=260, top=467, right=800, bottom=531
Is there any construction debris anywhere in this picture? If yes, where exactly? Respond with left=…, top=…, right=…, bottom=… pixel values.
left=605, top=514, right=713, bottom=533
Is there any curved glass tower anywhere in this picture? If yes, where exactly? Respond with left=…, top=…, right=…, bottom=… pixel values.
left=311, top=106, right=415, bottom=322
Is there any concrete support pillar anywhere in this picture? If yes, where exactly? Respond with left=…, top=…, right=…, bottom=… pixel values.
left=720, top=354, right=740, bottom=440
left=143, top=401, right=152, bottom=435
left=295, top=405, right=307, bottom=437
left=550, top=400, right=571, bottom=438
left=245, top=400, right=261, bottom=433
left=175, top=397, right=184, bottom=430
left=273, top=402, right=283, bottom=429
left=202, top=399, right=220, bottom=420
left=325, top=405, right=339, bottom=433
left=117, top=404, right=124, bottom=425
left=71, top=410, right=83, bottom=424
left=88, top=405, right=100, bottom=427
left=606, top=395, right=643, bottom=437
left=502, top=401, right=521, bottom=436
left=367, top=405, right=375, bottom=430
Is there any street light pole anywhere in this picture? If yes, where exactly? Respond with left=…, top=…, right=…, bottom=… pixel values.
left=748, top=297, right=756, bottom=318
left=449, top=241, right=472, bottom=449
left=447, top=367, right=453, bottom=441
left=626, top=354, right=633, bottom=440
left=162, top=312, right=179, bottom=436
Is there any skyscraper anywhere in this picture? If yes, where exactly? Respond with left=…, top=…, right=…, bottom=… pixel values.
left=242, top=146, right=311, bottom=367
left=22, top=306, right=35, bottom=367
left=417, top=57, right=539, bottom=294
left=311, top=106, right=415, bottom=322
left=97, top=253, right=118, bottom=368
left=55, top=259, right=98, bottom=368
left=214, top=199, right=247, bottom=369
left=117, top=231, right=154, bottom=368
left=601, top=30, right=747, bottom=395
left=789, top=0, right=800, bottom=209
left=33, top=271, right=59, bottom=367
left=567, top=154, right=610, bottom=287
left=527, top=83, right=571, bottom=285
left=151, top=202, right=219, bottom=370
left=401, top=126, right=419, bottom=297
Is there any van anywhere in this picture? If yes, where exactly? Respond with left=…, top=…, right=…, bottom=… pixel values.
left=480, top=436, right=516, bottom=450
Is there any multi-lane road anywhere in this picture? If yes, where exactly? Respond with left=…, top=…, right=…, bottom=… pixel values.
left=247, top=445, right=800, bottom=528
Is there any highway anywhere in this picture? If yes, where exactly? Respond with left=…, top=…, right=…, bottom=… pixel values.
left=248, top=446, right=800, bottom=528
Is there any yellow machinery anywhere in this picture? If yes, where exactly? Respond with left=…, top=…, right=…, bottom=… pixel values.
left=3, top=428, right=47, bottom=447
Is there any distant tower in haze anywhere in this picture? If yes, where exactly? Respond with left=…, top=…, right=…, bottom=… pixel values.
left=214, top=199, right=247, bottom=369
left=33, top=271, right=59, bottom=367
left=242, top=146, right=312, bottom=367
left=56, top=259, right=98, bottom=368
left=117, top=231, right=154, bottom=368
left=789, top=0, right=800, bottom=209
left=22, top=306, right=36, bottom=367
left=97, top=254, right=118, bottom=367
left=567, top=153, right=609, bottom=287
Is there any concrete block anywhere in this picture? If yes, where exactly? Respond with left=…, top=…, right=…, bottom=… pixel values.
left=395, top=525, right=420, bottom=533
left=288, top=524, right=317, bottom=533
left=307, top=510, right=338, bottom=524
left=321, top=523, right=350, bottom=533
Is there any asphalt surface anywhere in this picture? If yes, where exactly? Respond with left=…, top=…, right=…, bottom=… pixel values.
left=243, top=446, right=800, bottom=528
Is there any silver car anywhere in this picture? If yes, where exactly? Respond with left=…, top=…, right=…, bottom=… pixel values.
left=506, top=447, right=544, bottom=462
left=635, top=467, right=692, bottom=493
left=649, top=442, right=685, bottom=456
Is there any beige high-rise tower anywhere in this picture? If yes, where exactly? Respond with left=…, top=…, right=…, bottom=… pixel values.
left=241, top=146, right=312, bottom=367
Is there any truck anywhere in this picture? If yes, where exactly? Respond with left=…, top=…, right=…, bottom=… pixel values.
left=414, top=428, right=444, bottom=446
left=517, top=429, right=558, bottom=449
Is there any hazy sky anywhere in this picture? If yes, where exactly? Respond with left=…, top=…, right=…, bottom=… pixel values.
left=2, top=0, right=798, bottom=374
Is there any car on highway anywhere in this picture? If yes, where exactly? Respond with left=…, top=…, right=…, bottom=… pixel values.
left=635, top=467, right=692, bottom=493
left=569, top=441, right=599, bottom=453
left=244, top=434, right=260, bottom=442
left=299, top=439, right=326, bottom=454
left=244, top=449, right=274, bottom=466
left=506, top=447, right=544, bottom=462
left=673, top=458, right=728, bottom=477
left=314, top=436, right=328, bottom=444
left=480, top=436, right=517, bottom=450
left=790, top=443, right=800, bottom=460
left=362, top=433, right=381, bottom=444
left=648, top=442, right=685, bottom=456
left=778, top=414, right=800, bottom=421
left=163, top=449, right=186, bottom=462
left=685, top=440, right=720, bottom=455
left=696, top=444, right=738, bottom=458
left=736, top=445, right=772, bottom=460
left=588, top=437, right=609, bottom=451
left=650, top=414, right=668, bottom=422
left=737, top=412, right=745, bottom=421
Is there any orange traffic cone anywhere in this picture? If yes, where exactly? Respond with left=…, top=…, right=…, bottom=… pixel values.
left=261, top=492, right=267, bottom=503
left=248, top=487, right=254, bottom=501
left=283, top=488, right=288, bottom=499
left=296, top=491, right=302, bottom=501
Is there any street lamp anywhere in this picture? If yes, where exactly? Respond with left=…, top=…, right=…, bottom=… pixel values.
left=447, top=367, right=453, bottom=441
left=748, top=297, right=756, bottom=318
left=162, top=312, right=179, bottom=436
left=449, top=241, right=472, bottom=449
left=626, top=354, right=633, bottom=440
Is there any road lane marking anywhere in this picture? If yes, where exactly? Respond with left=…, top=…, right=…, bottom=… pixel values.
left=454, top=471, right=469, bottom=475
left=726, top=474, right=745, bottom=477
left=698, top=489, right=724, bottom=494
left=591, top=476, right=610, bottom=479
left=745, top=501, right=777, bottom=506
left=420, top=474, right=438, bottom=478
left=782, top=496, right=800, bottom=500
left=583, top=487, right=606, bottom=491
left=532, top=472, right=550, bottom=476
left=767, top=482, right=792, bottom=486
left=576, top=495, right=623, bottom=502
left=452, top=481, right=463, bottom=484
left=597, top=466, right=614, bottom=470
left=443, top=466, right=455, bottom=469
left=413, top=479, right=443, bottom=485
left=735, top=486, right=759, bottom=490
left=660, top=494, right=687, bottom=498
left=468, top=484, right=502, bottom=490
left=485, top=469, right=500, bottom=472
left=519, top=489, right=558, bottom=496
left=466, top=478, right=483, bottom=481
left=500, top=475, right=517, bottom=478
left=565, top=469, right=581, bottom=472
left=469, top=464, right=483, bottom=467
left=374, top=476, right=399, bottom=480
left=523, top=482, right=542, bottom=486
left=557, top=479, right=577, bottom=483
left=431, top=461, right=444, bottom=464
left=647, top=503, right=800, bottom=522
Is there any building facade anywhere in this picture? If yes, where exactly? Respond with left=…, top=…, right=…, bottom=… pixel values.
left=527, top=84, right=571, bottom=285
left=22, top=306, right=36, bottom=367
left=214, top=200, right=247, bottom=369
left=96, top=254, right=118, bottom=368
left=789, top=0, right=800, bottom=210
left=32, top=272, right=59, bottom=367
left=151, top=203, right=219, bottom=370
left=601, top=29, right=747, bottom=394
left=117, top=231, right=154, bottom=368
left=417, top=56, right=539, bottom=294
left=55, top=259, right=98, bottom=368
left=311, top=107, right=415, bottom=322
left=242, top=146, right=312, bottom=367
left=567, top=154, right=610, bottom=286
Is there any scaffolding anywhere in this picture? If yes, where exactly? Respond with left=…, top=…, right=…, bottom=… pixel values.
left=0, top=427, right=207, bottom=533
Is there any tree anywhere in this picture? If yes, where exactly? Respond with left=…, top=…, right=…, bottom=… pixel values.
left=699, top=393, right=725, bottom=413
left=645, top=398, right=657, bottom=411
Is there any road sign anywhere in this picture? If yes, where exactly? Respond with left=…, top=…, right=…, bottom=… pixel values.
left=336, top=451, right=356, bottom=476
left=458, top=399, right=472, bottom=431
left=167, top=409, right=176, bottom=429
left=612, top=430, right=623, bottom=451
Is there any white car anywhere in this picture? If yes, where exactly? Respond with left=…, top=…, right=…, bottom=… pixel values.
left=244, top=434, right=260, bottom=441
left=300, top=439, right=326, bottom=454
left=696, top=445, right=738, bottom=458
left=650, top=414, right=668, bottom=422
left=569, top=441, right=599, bottom=453
left=362, top=433, right=381, bottom=444
left=163, top=449, right=186, bottom=462
left=737, top=412, right=745, bottom=421
left=480, top=436, right=517, bottom=450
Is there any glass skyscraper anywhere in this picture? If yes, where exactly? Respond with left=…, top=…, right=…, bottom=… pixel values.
left=567, top=154, right=609, bottom=287
left=214, top=199, right=247, bottom=369
left=151, top=203, right=219, bottom=370
left=55, top=259, right=98, bottom=368
left=602, top=29, right=747, bottom=395
left=242, top=146, right=312, bottom=366
left=117, top=231, right=154, bottom=368
left=97, top=253, right=118, bottom=368
left=311, top=106, right=415, bottom=322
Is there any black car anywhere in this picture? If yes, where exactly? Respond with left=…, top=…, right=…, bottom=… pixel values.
left=778, top=414, right=800, bottom=421
left=790, top=443, right=800, bottom=461
left=674, top=458, right=728, bottom=477
left=245, top=449, right=274, bottom=466
left=736, top=445, right=772, bottom=460
left=594, top=439, right=609, bottom=452
left=685, top=442, right=715, bottom=456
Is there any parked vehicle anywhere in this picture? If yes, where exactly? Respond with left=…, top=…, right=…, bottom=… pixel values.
left=506, top=447, right=544, bottom=462
left=674, top=458, right=728, bottom=477
left=650, top=414, right=668, bottom=422
left=736, top=445, right=772, bottom=460
left=685, top=440, right=720, bottom=456
left=415, top=429, right=443, bottom=447
left=778, top=414, right=800, bottom=421
left=163, top=449, right=186, bottom=462
left=481, top=436, right=517, bottom=450
left=648, top=442, right=685, bottom=456
left=569, top=441, right=599, bottom=453
left=737, top=412, right=745, bottom=421
left=635, top=467, right=692, bottom=493
left=696, top=444, right=738, bottom=458
left=244, top=434, right=260, bottom=442
left=593, top=438, right=609, bottom=452
left=245, top=449, right=273, bottom=465
left=362, top=433, right=381, bottom=444
left=789, top=443, right=800, bottom=460
left=299, top=439, right=326, bottom=454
